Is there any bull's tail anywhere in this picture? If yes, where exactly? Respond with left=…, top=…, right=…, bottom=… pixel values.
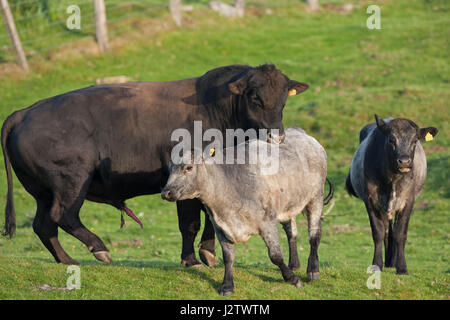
left=1, top=115, right=16, bottom=238
left=323, top=177, right=334, bottom=205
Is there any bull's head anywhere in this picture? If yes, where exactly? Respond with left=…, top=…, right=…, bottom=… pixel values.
left=375, top=114, right=438, bottom=174
left=228, top=64, right=308, bottom=144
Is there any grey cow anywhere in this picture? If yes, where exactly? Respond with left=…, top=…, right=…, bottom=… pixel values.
left=346, top=115, right=438, bottom=275
left=162, top=127, right=332, bottom=295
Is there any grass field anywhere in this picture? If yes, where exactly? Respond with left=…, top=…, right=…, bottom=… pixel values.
left=0, top=0, right=448, bottom=300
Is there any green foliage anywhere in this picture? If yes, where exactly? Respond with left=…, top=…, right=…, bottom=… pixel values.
left=0, top=0, right=448, bottom=299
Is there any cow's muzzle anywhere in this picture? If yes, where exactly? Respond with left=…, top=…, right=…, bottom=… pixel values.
left=161, top=188, right=178, bottom=202
left=396, top=156, right=412, bottom=173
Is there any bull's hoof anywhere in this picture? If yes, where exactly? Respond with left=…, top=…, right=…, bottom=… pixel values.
left=307, top=272, right=320, bottom=282
left=199, top=248, right=218, bottom=267
left=181, top=259, right=203, bottom=268
left=396, top=270, right=409, bottom=276
left=93, top=251, right=113, bottom=264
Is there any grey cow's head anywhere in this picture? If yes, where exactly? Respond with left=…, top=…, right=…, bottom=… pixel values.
left=375, top=114, right=438, bottom=174
left=161, top=151, right=202, bottom=202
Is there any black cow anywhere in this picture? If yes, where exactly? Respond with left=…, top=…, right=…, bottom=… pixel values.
left=1, top=64, right=308, bottom=265
left=345, top=115, right=438, bottom=274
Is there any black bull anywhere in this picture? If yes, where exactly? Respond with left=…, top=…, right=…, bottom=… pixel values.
left=1, top=64, right=308, bottom=266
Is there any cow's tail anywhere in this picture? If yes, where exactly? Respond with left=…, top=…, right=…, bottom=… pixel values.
left=321, top=177, right=335, bottom=220
left=1, top=115, right=16, bottom=238
left=323, top=177, right=334, bottom=205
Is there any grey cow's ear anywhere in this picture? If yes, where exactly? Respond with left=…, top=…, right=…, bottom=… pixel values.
left=288, top=80, right=309, bottom=96
left=419, top=127, right=438, bottom=141
left=374, top=114, right=385, bottom=127
left=374, top=114, right=389, bottom=135
left=228, top=73, right=248, bottom=95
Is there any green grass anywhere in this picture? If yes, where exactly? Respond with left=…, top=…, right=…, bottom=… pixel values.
left=0, top=0, right=449, bottom=299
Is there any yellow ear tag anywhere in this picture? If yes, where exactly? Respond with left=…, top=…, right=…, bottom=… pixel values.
left=209, top=148, right=215, bottom=157
left=288, top=89, right=297, bottom=96
left=425, top=132, right=433, bottom=142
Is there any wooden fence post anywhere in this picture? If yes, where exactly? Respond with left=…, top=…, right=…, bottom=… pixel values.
left=235, top=0, right=245, bottom=17
left=93, top=0, right=108, bottom=52
left=307, top=0, right=319, bottom=11
left=0, top=0, right=29, bottom=71
left=169, top=0, right=182, bottom=27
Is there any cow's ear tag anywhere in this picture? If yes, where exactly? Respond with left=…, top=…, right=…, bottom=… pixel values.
left=209, top=148, right=215, bottom=157
left=288, top=89, right=297, bottom=96
left=425, top=132, right=434, bottom=142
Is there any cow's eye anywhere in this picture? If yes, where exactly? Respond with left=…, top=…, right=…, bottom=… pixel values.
left=184, top=165, right=193, bottom=173
left=388, top=137, right=396, bottom=145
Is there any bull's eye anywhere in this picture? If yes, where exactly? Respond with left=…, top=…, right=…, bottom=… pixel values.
left=184, top=165, right=193, bottom=173
left=250, top=92, right=263, bottom=108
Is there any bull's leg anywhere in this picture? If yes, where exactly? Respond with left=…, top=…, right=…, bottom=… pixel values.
left=33, top=198, right=78, bottom=265
left=261, top=219, right=302, bottom=288
left=281, top=218, right=300, bottom=271
left=384, top=218, right=394, bottom=268
left=52, top=176, right=112, bottom=264
left=393, top=202, right=413, bottom=275
left=215, top=228, right=235, bottom=296
left=305, top=198, right=323, bottom=281
left=176, top=199, right=202, bottom=267
left=365, top=201, right=385, bottom=270
left=198, top=212, right=217, bottom=267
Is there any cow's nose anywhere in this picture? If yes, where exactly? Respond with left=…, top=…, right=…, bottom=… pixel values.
left=397, top=157, right=412, bottom=167
left=161, top=189, right=173, bottom=201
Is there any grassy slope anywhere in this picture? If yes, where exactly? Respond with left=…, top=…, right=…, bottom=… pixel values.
left=0, top=0, right=448, bottom=299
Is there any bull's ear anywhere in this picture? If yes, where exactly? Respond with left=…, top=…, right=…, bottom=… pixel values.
left=228, top=75, right=248, bottom=95
left=419, top=127, right=438, bottom=141
left=288, top=80, right=309, bottom=96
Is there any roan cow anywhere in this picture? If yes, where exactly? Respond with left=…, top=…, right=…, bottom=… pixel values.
left=161, top=127, right=333, bottom=295
left=345, top=115, right=438, bottom=274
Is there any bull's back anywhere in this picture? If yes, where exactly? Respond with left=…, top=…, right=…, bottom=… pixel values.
left=6, top=79, right=200, bottom=199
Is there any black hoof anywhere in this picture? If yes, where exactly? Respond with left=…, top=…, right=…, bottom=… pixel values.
left=307, top=272, right=320, bottom=282
left=181, top=256, right=202, bottom=268
left=219, top=286, right=234, bottom=296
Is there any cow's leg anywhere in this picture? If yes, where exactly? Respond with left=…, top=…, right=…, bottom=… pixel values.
left=33, top=198, right=78, bottom=265
left=261, top=219, right=302, bottom=288
left=198, top=213, right=217, bottom=267
left=281, top=218, right=300, bottom=271
left=365, top=201, right=385, bottom=270
left=176, top=199, right=202, bottom=267
left=384, top=218, right=394, bottom=268
left=305, top=198, right=323, bottom=281
left=215, top=228, right=235, bottom=296
left=393, top=202, right=413, bottom=275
